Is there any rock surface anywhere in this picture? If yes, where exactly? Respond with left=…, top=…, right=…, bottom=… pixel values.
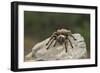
left=25, top=33, right=87, bottom=61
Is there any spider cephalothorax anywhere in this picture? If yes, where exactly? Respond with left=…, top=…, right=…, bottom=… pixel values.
left=46, top=28, right=76, bottom=52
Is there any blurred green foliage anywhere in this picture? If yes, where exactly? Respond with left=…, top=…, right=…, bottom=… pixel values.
left=24, top=11, right=90, bottom=57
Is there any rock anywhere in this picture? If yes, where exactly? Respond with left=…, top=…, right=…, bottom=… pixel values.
left=25, top=33, right=87, bottom=61
left=29, top=33, right=87, bottom=61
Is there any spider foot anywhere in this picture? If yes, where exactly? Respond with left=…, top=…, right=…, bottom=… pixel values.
left=74, top=38, right=77, bottom=40
left=71, top=46, right=73, bottom=48
left=65, top=49, right=67, bottom=53
left=45, top=43, right=48, bottom=45
left=53, top=44, right=56, bottom=47
left=46, top=46, right=50, bottom=50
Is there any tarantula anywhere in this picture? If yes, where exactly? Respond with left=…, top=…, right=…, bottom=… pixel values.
left=46, top=28, right=76, bottom=52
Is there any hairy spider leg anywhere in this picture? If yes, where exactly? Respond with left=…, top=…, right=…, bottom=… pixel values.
left=46, top=38, right=56, bottom=50
left=53, top=39, right=57, bottom=47
left=64, top=40, right=68, bottom=52
left=67, top=38, right=73, bottom=48
left=46, top=32, right=57, bottom=45
left=46, top=36, right=54, bottom=45
left=70, top=34, right=77, bottom=40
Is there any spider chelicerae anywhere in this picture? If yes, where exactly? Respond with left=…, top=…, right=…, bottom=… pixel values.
left=46, top=28, right=77, bottom=52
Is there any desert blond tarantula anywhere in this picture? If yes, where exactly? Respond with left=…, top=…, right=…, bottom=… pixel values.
left=46, top=28, right=77, bottom=52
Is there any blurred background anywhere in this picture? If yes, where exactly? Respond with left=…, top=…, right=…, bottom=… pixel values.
left=24, top=11, right=90, bottom=59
